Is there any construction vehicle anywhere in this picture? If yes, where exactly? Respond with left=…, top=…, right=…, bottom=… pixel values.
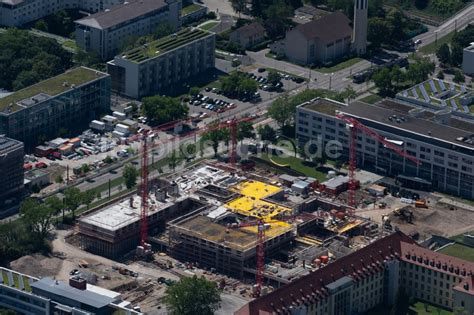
left=415, top=199, right=428, bottom=208
left=393, top=206, right=414, bottom=223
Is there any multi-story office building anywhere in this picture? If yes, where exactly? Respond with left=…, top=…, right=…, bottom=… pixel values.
left=236, top=231, right=474, bottom=315
left=0, top=267, right=142, bottom=314
left=0, top=67, right=111, bottom=149
left=295, top=98, right=474, bottom=200
left=0, top=136, right=24, bottom=217
left=75, top=0, right=182, bottom=60
left=107, top=27, right=215, bottom=99
left=0, top=0, right=124, bottom=27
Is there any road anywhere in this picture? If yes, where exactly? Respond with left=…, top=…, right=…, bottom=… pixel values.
left=414, top=3, right=474, bottom=46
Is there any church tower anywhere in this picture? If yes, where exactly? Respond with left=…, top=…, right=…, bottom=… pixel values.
left=353, top=0, right=368, bottom=55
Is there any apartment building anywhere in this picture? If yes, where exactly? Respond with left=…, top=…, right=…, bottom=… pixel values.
left=107, top=27, right=215, bottom=99
left=0, top=67, right=111, bottom=149
left=0, top=136, right=24, bottom=218
left=236, top=231, right=474, bottom=315
left=0, top=0, right=124, bottom=27
left=75, top=0, right=182, bottom=60
left=295, top=98, right=474, bottom=200
left=0, top=267, right=142, bottom=314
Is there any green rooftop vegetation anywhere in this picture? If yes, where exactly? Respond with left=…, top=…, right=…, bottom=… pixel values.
left=0, top=269, right=34, bottom=292
left=123, top=28, right=211, bottom=63
left=305, top=99, right=342, bottom=116
left=438, top=243, right=474, bottom=262
left=0, top=67, right=106, bottom=113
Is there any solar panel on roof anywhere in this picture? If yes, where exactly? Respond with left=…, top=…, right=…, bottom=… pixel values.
left=438, top=79, right=446, bottom=91
left=429, top=80, right=437, bottom=93
left=462, top=105, right=469, bottom=113
left=450, top=99, right=457, bottom=111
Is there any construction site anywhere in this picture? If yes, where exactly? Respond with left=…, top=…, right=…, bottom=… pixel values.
left=74, top=160, right=378, bottom=293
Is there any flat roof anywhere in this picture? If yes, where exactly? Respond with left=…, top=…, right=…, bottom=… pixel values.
left=79, top=195, right=173, bottom=232
left=341, top=101, right=474, bottom=150
left=299, top=98, right=346, bottom=116
left=0, top=135, right=23, bottom=153
left=75, top=0, right=167, bottom=30
left=0, top=67, right=107, bottom=113
left=121, top=28, right=213, bottom=63
left=31, top=278, right=115, bottom=309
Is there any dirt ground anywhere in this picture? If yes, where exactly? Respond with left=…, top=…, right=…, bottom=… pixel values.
left=356, top=190, right=474, bottom=240
left=10, top=254, right=63, bottom=278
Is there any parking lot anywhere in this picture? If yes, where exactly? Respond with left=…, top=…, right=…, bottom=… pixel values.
left=187, top=68, right=306, bottom=120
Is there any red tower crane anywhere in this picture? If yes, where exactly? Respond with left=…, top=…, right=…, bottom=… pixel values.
left=335, top=114, right=420, bottom=214
left=137, top=116, right=256, bottom=250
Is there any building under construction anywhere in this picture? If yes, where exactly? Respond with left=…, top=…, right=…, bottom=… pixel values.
left=77, top=162, right=376, bottom=279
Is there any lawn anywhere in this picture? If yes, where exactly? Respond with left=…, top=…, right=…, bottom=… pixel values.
left=199, top=21, right=219, bottom=31
left=181, top=3, right=202, bottom=16
left=62, top=40, right=77, bottom=51
left=419, top=31, right=455, bottom=54
left=360, top=94, right=382, bottom=104
left=438, top=243, right=474, bottom=262
left=260, top=153, right=327, bottom=181
left=314, top=57, right=363, bottom=74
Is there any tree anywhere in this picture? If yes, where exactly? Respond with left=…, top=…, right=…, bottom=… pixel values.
left=268, top=94, right=294, bottom=127
left=168, top=151, right=182, bottom=172
left=164, top=276, right=221, bottom=315
left=35, top=19, right=48, bottom=31
left=221, top=72, right=258, bottom=98
left=231, top=0, right=246, bottom=16
left=81, top=164, right=90, bottom=174
left=82, top=190, right=96, bottom=210
left=45, top=196, right=63, bottom=217
left=141, top=95, right=188, bottom=126
left=55, top=174, right=64, bottom=184
left=103, top=156, right=114, bottom=164
left=20, top=199, right=56, bottom=239
left=189, top=87, right=200, bottom=96
left=437, top=71, right=445, bottom=79
left=201, top=124, right=230, bottom=157
left=368, top=18, right=390, bottom=49
left=64, top=187, right=83, bottom=219
left=267, top=70, right=282, bottom=86
left=453, top=70, right=465, bottom=83
left=258, top=125, right=277, bottom=147
left=237, top=121, right=255, bottom=142
left=123, top=164, right=139, bottom=189
left=373, top=68, right=395, bottom=96
left=342, top=85, right=357, bottom=102
left=436, top=43, right=451, bottom=65
left=387, top=9, right=405, bottom=42
left=263, top=0, right=293, bottom=39
left=450, top=43, right=464, bottom=66
left=405, top=57, right=435, bottom=84
left=180, top=142, right=197, bottom=161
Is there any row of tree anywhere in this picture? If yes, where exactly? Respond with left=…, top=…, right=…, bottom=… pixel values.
left=267, top=88, right=356, bottom=129
left=437, top=24, right=474, bottom=67
left=0, top=29, right=73, bottom=91
left=372, top=56, right=435, bottom=96
left=220, top=72, right=258, bottom=98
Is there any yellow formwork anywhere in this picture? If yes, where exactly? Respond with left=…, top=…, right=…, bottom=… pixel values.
left=225, top=180, right=294, bottom=238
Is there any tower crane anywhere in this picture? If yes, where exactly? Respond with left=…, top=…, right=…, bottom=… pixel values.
left=335, top=114, right=420, bottom=215
left=137, top=116, right=256, bottom=255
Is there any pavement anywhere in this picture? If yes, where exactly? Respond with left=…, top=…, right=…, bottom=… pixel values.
left=413, top=3, right=474, bottom=46
left=198, top=0, right=246, bottom=18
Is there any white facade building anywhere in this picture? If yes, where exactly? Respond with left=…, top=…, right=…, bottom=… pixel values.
left=75, top=0, right=182, bottom=60
left=462, top=43, right=474, bottom=75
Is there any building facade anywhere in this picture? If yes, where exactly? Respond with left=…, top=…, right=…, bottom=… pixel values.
left=295, top=98, right=474, bottom=200
left=75, top=0, right=182, bottom=60
left=0, top=67, right=111, bottom=150
left=107, top=27, right=215, bottom=99
left=0, top=136, right=24, bottom=217
left=229, top=22, right=266, bottom=49
left=463, top=43, right=474, bottom=75
left=0, top=0, right=124, bottom=27
left=236, top=232, right=474, bottom=315
left=270, top=12, right=352, bottom=66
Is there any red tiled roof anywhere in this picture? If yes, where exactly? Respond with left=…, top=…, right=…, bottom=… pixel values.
left=237, top=231, right=414, bottom=315
left=454, top=275, right=474, bottom=295
left=400, top=242, right=474, bottom=279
